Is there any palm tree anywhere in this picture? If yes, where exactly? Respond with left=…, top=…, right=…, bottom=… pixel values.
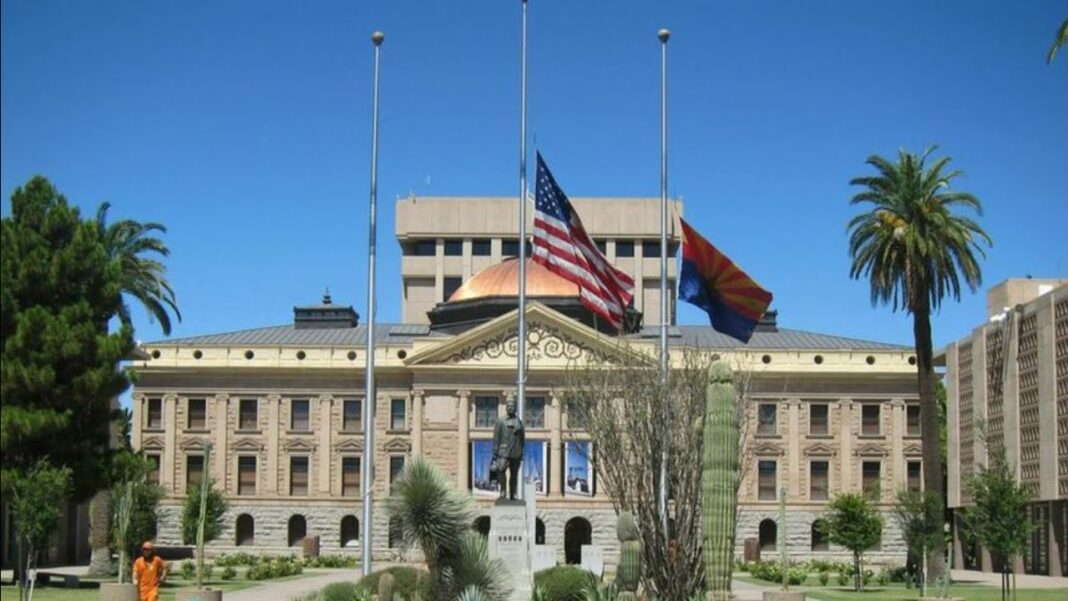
left=847, top=146, right=991, bottom=583
left=95, top=202, right=181, bottom=335
left=1048, top=17, right=1068, bottom=64
left=87, top=203, right=180, bottom=576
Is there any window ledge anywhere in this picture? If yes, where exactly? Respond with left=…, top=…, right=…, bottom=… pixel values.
left=386, top=429, right=410, bottom=435
left=338, top=429, right=364, bottom=435
left=235, top=429, right=262, bottom=435
left=858, top=434, right=885, bottom=440
left=806, top=433, right=833, bottom=439
left=144, top=427, right=165, bottom=433
left=755, top=433, right=782, bottom=439
left=286, top=430, right=313, bottom=435
left=183, top=428, right=211, bottom=434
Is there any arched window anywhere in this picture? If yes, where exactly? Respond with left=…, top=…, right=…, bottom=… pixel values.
left=536, top=518, right=546, bottom=545
left=340, top=515, right=359, bottom=548
left=388, top=516, right=402, bottom=549
left=564, top=517, right=592, bottom=565
left=473, top=516, right=490, bottom=539
left=235, top=514, right=255, bottom=546
left=811, top=519, right=829, bottom=551
left=288, top=515, right=307, bottom=547
left=759, top=519, right=777, bottom=552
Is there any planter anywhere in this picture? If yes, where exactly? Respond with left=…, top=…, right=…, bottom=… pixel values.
left=762, top=593, right=806, bottom=601
left=99, top=583, right=139, bottom=601
left=176, top=589, right=224, bottom=601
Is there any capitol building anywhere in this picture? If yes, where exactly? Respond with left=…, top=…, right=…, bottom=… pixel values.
left=129, top=196, right=922, bottom=567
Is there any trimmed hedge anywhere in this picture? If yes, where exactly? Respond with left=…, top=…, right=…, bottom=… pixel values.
left=533, top=566, right=595, bottom=601
left=356, top=566, right=430, bottom=600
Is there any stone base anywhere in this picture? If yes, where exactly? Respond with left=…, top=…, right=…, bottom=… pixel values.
left=175, top=589, right=224, bottom=601
left=98, top=583, right=139, bottom=601
left=761, top=593, right=805, bottom=601
left=488, top=498, right=533, bottom=601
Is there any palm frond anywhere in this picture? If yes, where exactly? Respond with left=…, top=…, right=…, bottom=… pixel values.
left=1048, top=17, right=1068, bottom=64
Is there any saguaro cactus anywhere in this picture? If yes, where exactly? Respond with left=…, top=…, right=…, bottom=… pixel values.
left=701, top=362, right=739, bottom=601
left=378, top=571, right=395, bottom=601
left=616, top=511, right=641, bottom=600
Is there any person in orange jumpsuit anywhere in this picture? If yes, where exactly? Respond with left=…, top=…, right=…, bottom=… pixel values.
left=132, top=541, right=167, bottom=601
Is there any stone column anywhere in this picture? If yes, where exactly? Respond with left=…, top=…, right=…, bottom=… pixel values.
left=131, top=393, right=144, bottom=450
left=1050, top=500, right=1064, bottom=577
left=265, top=394, right=281, bottom=495
left=1003, top=318, right=1021, bottom=474
left=412, top=388, right=425, bottom=457
left=787, top=399, right=801, bottom=498
left=550, top=394, right=563, bottom=496
left=946, top=343, right=961, bottom=508
left=1036, top=296, right=1057, bottom=501
left=319, top=395, right=333, bottom=495
left=213, top=394, right=230, bottom=489
left=952, top=513, right=965, bottom=570
left=457, top=390, right=471, bottom=489
left=162, top=393, right=178, bottom=492
left=838, top=398, right=853, bottom=492
left=890, top=398, right=905, bottom=490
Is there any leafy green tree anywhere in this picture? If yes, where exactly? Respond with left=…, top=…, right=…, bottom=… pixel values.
left=0, top=176, right=135, bottom=501
left=181, top=479, right=228, bottom=545
left=1048, top=17, right=1068, bottom=63
left=822, top=492, right=883, bottom=592
left=9, top=461, right=72, bottom=601
left=892, top=489, right=943, bottom=596
left=962, top=441, right=1031, bottom=601
left=847, top=147, right=991, bottom=582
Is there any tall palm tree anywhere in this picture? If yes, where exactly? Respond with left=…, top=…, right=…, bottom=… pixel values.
left=847, top=147, right=991, bottom=583
left=87, top=203, right=180, bottom=576
left=95, top=202, right=181, bottom=335
left=1048, top=17, right=1068, bottom=64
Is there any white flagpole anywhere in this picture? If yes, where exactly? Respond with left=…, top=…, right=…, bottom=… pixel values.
left=657, top=27, right=671, bottom=533
left=515, top=0, right=529, bottom=500
left=361, top=29, right=384, bottom=576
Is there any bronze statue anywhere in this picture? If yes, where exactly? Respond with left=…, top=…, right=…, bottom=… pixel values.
left=492, top=400, right=525, bottom=500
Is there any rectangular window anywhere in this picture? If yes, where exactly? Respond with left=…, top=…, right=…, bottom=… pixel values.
left=810, top=461, right=829, bottom=501
left=342, top=457, right=361, bottom=497
left=407, top=240, right=436, bottom=256
left=390, top=399, right=407, bottom=431
left=444, top=239, right=463, bottom=256
left=907, top=461, right=922, bottom=492
left=810, top=404, right=829, bottom=435
left=502, top=239, right=520, bottom=257
left=147, top=454, right=161, bottom=485
left=861, top=404, right=881, bottom=435
left=343, top=400, right=362, bottom=432
left=642, top=240, right=661, bottom=257
left=390, top=456, right=406, bottom=485
left=758, top=460, right=777, bottom=500
left=443, top=277, right=463, bottom=302
left=615, top=240, right=635, bottom=257
left=862, top=461, right=881, bottom=498
left=475, top=396, right=498, bottom=428
left=186, top=455, right=204, bottom=488
left=291, top=399, right=310, bottom=431
left=906, top=405, right=921, bottom=436
left=187, top=398, right=206, bottom=429
left=239, top=399, right=258, bottom=430
left=757, top=403, right=778, bottom=435
left=594, top=239, right=607, bottom=254
left=147, top=398, right=163, bottom=429
left=526, top=397, right=546, bottom=429
left=238, top=456, right=256, bottom=496
left=290, top=456, right=309, bottom=496
left=472, top=239, right=491, bottom=256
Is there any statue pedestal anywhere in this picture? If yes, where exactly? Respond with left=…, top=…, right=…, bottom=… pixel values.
left=488, top=497, right=534, bottom=601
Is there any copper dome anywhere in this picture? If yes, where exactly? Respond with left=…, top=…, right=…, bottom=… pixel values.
left=448, top=258, right=578, bottom=302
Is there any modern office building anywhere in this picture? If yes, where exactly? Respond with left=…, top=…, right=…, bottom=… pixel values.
left=941, top=278, right=1068, bottom=577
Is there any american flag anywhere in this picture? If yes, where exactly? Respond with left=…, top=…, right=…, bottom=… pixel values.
left=531, top=152, right=635, bottom=331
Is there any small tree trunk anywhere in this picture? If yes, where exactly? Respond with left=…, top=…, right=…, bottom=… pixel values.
left=88, top=489, right=112, bottom=577
left=913, top=307, right=947, bottom=585
left=853, top=551, right=861, bottom=592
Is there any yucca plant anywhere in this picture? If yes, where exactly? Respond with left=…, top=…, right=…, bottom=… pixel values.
left=441, top=532, right=511, bottom=601
left=387, top=456, right=475, bottom=593
left=457, top=586, right=491, bottom=601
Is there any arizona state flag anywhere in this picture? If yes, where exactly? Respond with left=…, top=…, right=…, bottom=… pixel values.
left=678, top=218, right=773, bottom=343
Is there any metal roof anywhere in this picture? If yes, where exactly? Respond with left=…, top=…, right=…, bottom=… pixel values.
left=628, top=326, right=909, bottom=350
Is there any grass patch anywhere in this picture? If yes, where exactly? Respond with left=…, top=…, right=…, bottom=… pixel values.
left=731, top=577, right=1064, bottom=601
left=1, top=573, right=264, bottom=601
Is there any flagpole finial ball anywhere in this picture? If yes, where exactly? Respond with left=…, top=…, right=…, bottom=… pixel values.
left=658, top=28, right=671, bottom=43
left=371, top=31, right=385, bottom=46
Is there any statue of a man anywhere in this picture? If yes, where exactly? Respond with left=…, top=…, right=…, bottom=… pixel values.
left=492, top=400, right=525, bottom=500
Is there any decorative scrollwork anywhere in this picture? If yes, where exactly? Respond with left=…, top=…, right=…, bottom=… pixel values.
left=444, top=320, right=612, bottom=364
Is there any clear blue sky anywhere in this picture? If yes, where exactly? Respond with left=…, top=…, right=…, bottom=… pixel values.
left=3, top=1, right=1066, bottom=352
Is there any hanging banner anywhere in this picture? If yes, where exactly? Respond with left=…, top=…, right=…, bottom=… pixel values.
left=524, top=440, right=547, bottom=495
left=471, top=440, right=497, bottom=496
left=565, top=441, right=594, bottom=496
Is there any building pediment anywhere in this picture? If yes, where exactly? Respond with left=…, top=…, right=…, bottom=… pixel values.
left=903, top=442, right=922, bottom=456
left=142, top=436, right=166, bottom=451
left=334, top=439, right=363, bottom=452
left=854, top=442, right=888, bottom=456
left=404, top=302, right=645, bottom=369
left=383, top=438, right=411, bottom=454
left=283, top=439, right=317, bottom=453
left=231, top=438, right=265, bottom=452
left=803, top=442, right=837, bottom=457
left=753, top=441, right=785, bottom=456
left=178, top=437, right=212, bottom=451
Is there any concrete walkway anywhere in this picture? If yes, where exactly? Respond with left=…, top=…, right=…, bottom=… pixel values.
left=221, top=569, right=362, bottom=601
left=950, top=568, right=1068, bottom=590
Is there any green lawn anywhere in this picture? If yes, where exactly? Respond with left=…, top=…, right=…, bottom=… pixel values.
left=734, top=575, right=1065, bottom=601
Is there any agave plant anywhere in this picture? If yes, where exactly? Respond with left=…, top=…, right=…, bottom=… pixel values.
left=387, top=456, right=474, bottom=591
left=457, top=586, right=491, bottom=601
left=441, top=531, right=511, bottom=601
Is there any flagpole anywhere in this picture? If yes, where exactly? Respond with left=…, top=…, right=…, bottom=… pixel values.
left=515, top=0, right=528, bottom=500
left=361, top=29, right=384, bottom=576
left=657, top=27, right=670, bottom=534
